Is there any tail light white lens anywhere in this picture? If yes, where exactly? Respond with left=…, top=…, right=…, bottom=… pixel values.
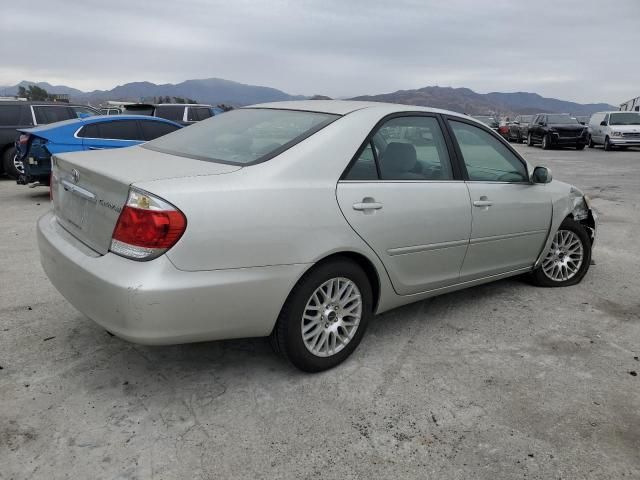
left=110, top=189, right=186, bottom=261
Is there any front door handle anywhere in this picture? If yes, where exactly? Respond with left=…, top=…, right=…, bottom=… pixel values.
left=353, top=202, right=383, bottom=211
left=473, top=198, right=493, bottom=207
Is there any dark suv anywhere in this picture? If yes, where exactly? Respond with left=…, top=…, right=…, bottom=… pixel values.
left=527, top=113, right=588, bottom=150
left=0, top=101, right=99, bottom=177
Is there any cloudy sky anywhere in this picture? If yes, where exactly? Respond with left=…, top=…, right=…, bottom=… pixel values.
left=1, top=0, right=638, bottom=104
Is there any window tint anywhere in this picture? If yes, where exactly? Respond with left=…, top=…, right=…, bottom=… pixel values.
left=187, top=107, right=212, bottom=122
left=144, top=108, right=338, bottom=165
left=71, top=106, right=98, bottom=118
left=450, top=120, right=527, bottom=183
left=0, top=105, right=22, bottom=126
left=33, top=106, right=75, bottom=124
left=154, top=106, right=184, bottom=122
left=139, top=121, right=181, bottom=141
left=96, top=120, right=142, bottom=140
left=78, top=124, right=99, bottom=138
left=344, top=142, right=378, bottom=180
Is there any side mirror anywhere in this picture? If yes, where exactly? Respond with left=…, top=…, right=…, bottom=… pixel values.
left=600, top=121, right=607, bottom=126
left=532, top=166, right=552, bottom=184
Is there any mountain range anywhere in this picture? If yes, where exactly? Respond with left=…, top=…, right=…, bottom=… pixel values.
left=0, top=79, right=617, bottom=115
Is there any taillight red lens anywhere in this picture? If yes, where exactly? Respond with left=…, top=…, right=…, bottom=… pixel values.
left=18, top=134, right=30, bottom=145
left=110, top=189, right=186, bottom=261
left=112, top=206, right=186, bottom=249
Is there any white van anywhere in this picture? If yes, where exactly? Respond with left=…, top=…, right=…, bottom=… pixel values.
left=588, top=111, right=640, bottom=150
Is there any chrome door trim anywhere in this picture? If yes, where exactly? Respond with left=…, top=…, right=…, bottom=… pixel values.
left=468, top=229, right=548, bottom=245
left=387, top=239, right=469, bottom=256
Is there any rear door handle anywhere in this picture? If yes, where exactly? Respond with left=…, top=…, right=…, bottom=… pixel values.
left=473, top=200, right=493, bottom=207
left=353, top=202, right=383, bottom=211
left=88, top=146, right=105, bottom=150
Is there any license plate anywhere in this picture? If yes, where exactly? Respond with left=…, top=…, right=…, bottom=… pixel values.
left=59, top=190, right=89, bottom=230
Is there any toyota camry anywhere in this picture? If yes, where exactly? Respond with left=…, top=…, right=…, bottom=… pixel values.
left=37, top=101, right=597, bottom=371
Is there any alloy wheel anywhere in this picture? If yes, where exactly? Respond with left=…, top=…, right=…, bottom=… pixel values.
left=13, top=154, right=24, bottom=174
left=301, top=277, right=362, bottom=357
left=541, top=229, right=584, bottom=282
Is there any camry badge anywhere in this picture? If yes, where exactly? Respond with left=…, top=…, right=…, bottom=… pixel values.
left=71, top=169, right=80, bottom=184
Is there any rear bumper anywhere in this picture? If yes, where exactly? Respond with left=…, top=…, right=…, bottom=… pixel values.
left=37, top=212, right=308, bottom=345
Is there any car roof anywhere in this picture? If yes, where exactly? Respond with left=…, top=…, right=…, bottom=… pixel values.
left=21, top=115, right=181, bottom=132
left=248, top=100, right=470, bottom=118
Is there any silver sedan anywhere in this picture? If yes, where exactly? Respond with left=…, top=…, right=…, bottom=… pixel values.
left=37, top=101, right=597, bottom=371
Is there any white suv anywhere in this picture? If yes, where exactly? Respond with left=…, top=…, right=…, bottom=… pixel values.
left=588, top=111, right=640, bottom=151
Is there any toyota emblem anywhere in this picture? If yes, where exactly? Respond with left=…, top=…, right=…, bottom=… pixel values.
left=71, top=169, right=80, bottom=184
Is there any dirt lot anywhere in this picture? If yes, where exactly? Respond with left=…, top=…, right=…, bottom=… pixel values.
left=1, top=143, right=639, bottom=479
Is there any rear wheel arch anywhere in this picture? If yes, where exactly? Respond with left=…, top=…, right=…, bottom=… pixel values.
left=307, top=251, right=381, bottom=312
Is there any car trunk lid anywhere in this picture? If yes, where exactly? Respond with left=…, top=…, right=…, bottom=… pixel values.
left=51, top=146, right=241, bottom=255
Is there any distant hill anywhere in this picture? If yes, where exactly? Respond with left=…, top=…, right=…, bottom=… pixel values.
left=351, top=86, right=616, bottom=116
left=0, top=78, right=305, bottom=106
left=0, top=79, right=616, bottom=115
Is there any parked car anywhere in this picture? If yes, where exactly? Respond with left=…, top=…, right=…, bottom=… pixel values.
left=497, top=120, right=510, bottom=139
left=507, top=115, right=533, bottom=142
left=15, top=115, right=182, bottom=186
left=153, top=104, right=215, bottom=125
left=588, top=111, right=640, bottom=151
left=0, top=101, right=101, bottom=177
left=471, top=115, right=499, bottom=131
left=527, top=113, right=588, bottom=150
left=100, top=107, right=122, bottom=115
left=574, top=116, right=590, bottom=126
left=38, top=101, right=597, bottom=372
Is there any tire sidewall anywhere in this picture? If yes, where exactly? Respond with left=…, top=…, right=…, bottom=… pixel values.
left=533, top=218, right=592, bottom=287
left=3, top=147, right=18, bottom=178
left=278, top=260, right=373, bottom=372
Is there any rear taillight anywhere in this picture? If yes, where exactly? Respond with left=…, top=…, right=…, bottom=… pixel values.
left=110, top=189, right=186, bottom=261
left=18, top=133, right=30, bottom=145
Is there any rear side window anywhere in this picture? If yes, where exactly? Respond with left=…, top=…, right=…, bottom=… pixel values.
left=139, top=121, right=181, bottom=141
left=345, top=116, right=454, bottom=181
left=0, top=105, right=22, bottom=126
left=97, top=120, right=143, bottom=140
left=144, top=108, right=338, bottom=165
left=449, top=120, right=527, bottom=183
left=154, top=106, right=184, bottom=122
left=33, top=106, right=76, bottom=124
left=187, top=107, right=212, bottom=122
left=78, top=124, right=99, bottom=138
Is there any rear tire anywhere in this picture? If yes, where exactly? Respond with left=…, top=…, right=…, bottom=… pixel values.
left=2, top=147, right=19, bottom=179
left=530, top=218, right=592, bottom=287
left=270, top=258, right=373, bottom=372
left=588, top=135, right=594, bottom=148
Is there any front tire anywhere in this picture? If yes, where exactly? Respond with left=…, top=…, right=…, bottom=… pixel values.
left=527, top=133, right=534, bottom=146
left=542, top=134, right=552, bottom=150
left=604, top=136, right=612, bottom=151
left=530, top=218, right=592, bottom=287
left=270, top=258, right=373, bottom=372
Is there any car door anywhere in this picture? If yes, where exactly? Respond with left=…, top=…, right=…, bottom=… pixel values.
left=336, top=114, right=472, bottom=295
left=446, top=118, right=552, bottom=281
left=80, top=120, right=143, bottom=150
left=531, top=115, right=545, bottom=142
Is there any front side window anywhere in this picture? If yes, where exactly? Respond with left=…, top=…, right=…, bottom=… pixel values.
left=144, top=108, right=338, bottom=165
left=345, top=116, right=454, bottom=181
left=449, top=120, right=527, bottom=183
left=33, top=106, right=76, bottom=124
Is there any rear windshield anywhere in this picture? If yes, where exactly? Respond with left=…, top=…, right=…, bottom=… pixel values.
left=143, top=108, right=339, bottom=165
left=609, top=112, right=640, bottom=125
left=546, top=114, right=580, bottom=125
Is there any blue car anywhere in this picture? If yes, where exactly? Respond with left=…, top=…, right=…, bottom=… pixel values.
left=15, top=115, right=182, bottom=185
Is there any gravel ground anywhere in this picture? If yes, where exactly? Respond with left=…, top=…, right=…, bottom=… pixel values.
left=1, top=143, right=639, bottom=479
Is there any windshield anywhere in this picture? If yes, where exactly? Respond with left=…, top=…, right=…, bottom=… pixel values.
left=609, top=112, right=640, bottom=126
left=144, top=108, right=339, bottom=165
left=521, top=116, right=533, bottom=123
left=546, top=114, right=580, bottom=125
